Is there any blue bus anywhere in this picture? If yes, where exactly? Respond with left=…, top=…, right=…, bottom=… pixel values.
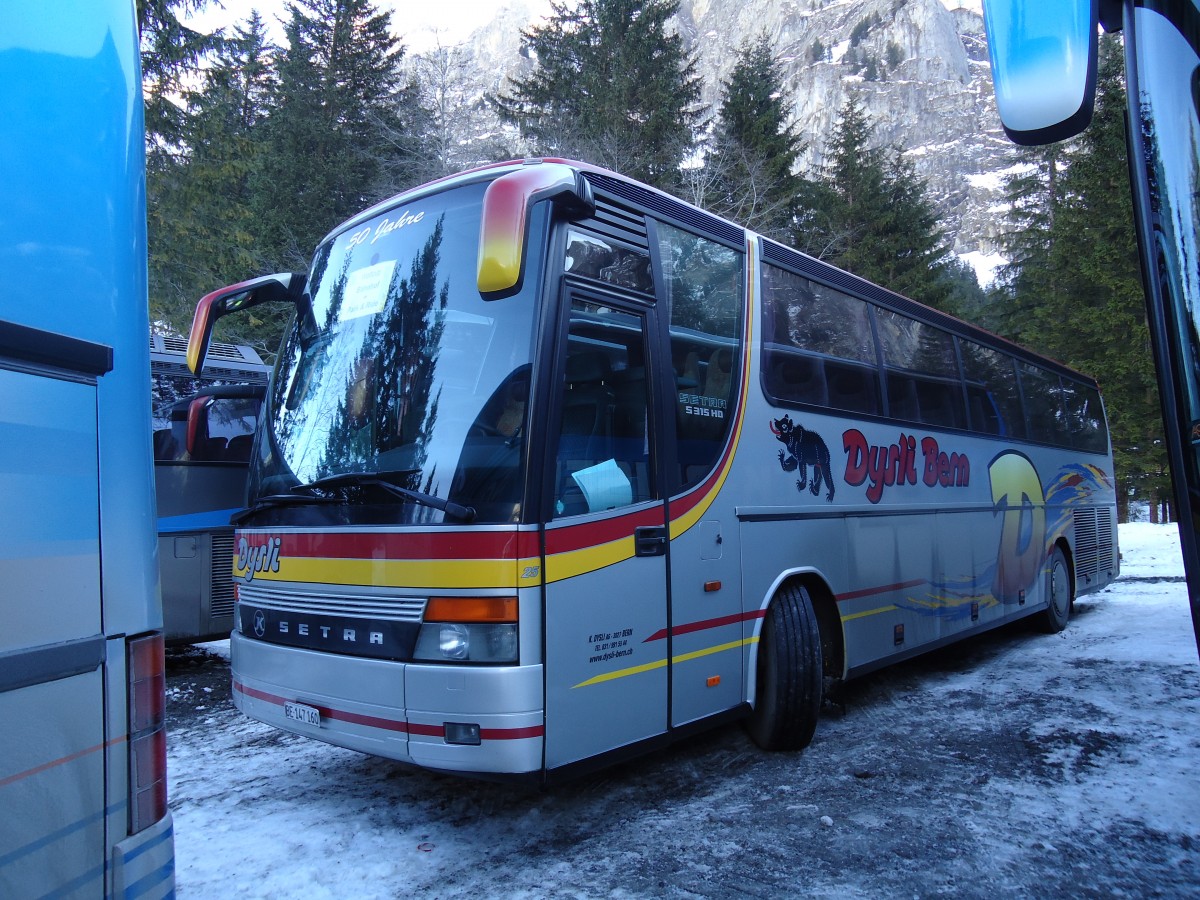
left=984, top=0, right=1200, bottom=656
left=0, top=2, right=175, bottom=895
left=151, top=336, right=270, bottom=643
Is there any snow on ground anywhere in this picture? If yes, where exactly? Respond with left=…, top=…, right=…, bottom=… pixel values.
left=166, top=524, right=1200, bottom=897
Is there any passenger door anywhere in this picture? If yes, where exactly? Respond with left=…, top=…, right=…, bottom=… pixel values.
left=542, top=293, right=671, bottom=769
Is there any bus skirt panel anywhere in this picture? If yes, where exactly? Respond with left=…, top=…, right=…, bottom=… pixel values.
left=230, top=632, right=545, bottom=774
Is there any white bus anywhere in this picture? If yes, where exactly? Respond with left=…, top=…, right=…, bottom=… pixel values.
left=151, top=336, right=270, bottom=643
left=188, top=158, right=1117, bottom=782
left=0, top=1, right=175, bottom=894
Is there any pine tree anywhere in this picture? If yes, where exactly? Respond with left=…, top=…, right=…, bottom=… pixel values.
left=988, top=142, right=1066, bottom=342
left=816, top=96, right=953, bottom=311
left=492, top=0, right=704, bottom=190
left=253, top=0, right=422, bottom=267
left=694, top=34, right=808, bottom=241
left=138, top=0, right=223, bottom=171
left=147, top=14, right=275, bottom=336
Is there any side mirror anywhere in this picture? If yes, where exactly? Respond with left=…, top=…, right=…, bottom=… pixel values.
left=982, top=0, right=1099, bottom=145
left=186, top=272, right=307, bottom=374
left=184, top=395, right=210, bottom=459
left=477, top=162, right=595, bottom=300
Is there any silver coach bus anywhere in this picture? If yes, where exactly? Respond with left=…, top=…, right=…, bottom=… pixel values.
left=186, top=159, right=1117, bottom=782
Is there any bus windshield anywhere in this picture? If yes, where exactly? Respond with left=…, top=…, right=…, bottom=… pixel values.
left=252, top=180, right=539, bottom=524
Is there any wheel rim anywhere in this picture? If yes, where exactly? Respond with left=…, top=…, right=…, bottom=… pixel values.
left=1050, top=556, right=1070, bottom=618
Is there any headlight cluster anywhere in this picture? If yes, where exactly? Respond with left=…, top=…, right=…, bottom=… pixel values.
left=412, top=596, right=519, bottom=664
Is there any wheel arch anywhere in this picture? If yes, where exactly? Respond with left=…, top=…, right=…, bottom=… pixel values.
left=1055, top=535, right=1076, bottom=597
left=750, top=568, right=846, bottom=696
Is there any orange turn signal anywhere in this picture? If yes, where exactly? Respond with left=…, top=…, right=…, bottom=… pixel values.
left=425, top=596, right=518, bottom=623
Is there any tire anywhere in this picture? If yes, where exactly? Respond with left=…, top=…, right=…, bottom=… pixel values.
left=746, top=583, right=823, bottom=751
left=1038, top=545, right=1073, bottom=634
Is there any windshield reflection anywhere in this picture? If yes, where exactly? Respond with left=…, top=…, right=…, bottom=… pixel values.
left=253, top=181, right=539, bottom=524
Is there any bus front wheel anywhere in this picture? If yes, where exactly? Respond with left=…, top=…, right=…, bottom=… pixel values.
left=1038, top=545, right=1073, bottom=634
left=746, top=583, right=823, bottom=751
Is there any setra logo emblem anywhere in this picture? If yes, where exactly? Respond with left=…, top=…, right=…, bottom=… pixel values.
left=253, top=609, right=267, bottom=638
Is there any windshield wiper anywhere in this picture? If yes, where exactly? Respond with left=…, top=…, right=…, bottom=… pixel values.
left=296, top=470, right=477, bottom=523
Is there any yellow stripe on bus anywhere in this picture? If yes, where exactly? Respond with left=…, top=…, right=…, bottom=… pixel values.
left=543, top=536, right=635, bottom=583
left=572, top=636, right=758, bottom=688
left=840, top=604, right=899, bottom=623
left=240, top=556, right=529, bottom=590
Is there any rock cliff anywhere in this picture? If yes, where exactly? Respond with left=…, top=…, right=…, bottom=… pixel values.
left=419, top=0, right=1013, bottom=282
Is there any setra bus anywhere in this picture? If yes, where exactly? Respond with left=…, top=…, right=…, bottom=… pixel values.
left=151, top=335, right=269, bottom=643
left=0, top=0, right=176, bottom=894
left=188, top=158, right=1118, bottom=781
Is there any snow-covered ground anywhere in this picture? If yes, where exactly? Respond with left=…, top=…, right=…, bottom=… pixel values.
left=167, top=523, right=1200, bottom=897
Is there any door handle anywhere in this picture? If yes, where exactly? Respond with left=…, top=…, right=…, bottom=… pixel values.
left=634, top=526, right=668, bottom=557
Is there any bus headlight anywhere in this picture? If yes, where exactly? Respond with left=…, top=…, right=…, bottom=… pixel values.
left=413, top=596, right=519, bottom=663
left=438, top=623, right=470, bottom=660
left=414, top=622, right=519, bottom=663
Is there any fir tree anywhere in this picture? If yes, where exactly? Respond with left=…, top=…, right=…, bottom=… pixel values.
left=254, top=0, right=422, bottom=267
left=148, top=14, right=284, bottom=346
left=816, top=96, right=953, bottom=311
left=138, top=0, right=223, bottom=171
left=492, top=0, right=704, bottom=190
left=988, top=142, right=1066, bottom=342
left=694, top=34, right=808, bottom=241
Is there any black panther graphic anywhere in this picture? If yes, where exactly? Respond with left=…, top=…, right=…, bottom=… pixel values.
left=770, top=414, right=834, bottom=502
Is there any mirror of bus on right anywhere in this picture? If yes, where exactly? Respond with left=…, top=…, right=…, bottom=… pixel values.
left=476, top=161, right=595, bottom=300
left=982, top=0, right=1100, bottom=145
left=186, top=272, right=308, bottom=375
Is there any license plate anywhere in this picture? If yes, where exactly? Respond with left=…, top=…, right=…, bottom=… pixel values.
left=284, top=701, right=321, bottom=727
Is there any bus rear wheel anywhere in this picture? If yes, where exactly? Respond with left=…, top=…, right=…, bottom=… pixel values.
left=746, top=583, right=823, bottom=751
left=1038, top=545, right=1073, bottom=634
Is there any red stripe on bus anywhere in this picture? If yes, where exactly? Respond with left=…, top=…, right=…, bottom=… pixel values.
left=233, top=680, right=408, bottom=733
left=237, top=530, right=538, bottom=562
left=233, top=681, right=544, bottom=740
left=643, top=609, right=767, bottom=643
left=0, top=736, right=125, bottom=790
left=544, top=506, right=666, bottom=554
left=481, top=725, right=544, bottom=740
left=836, top=579, right=927, bottom=602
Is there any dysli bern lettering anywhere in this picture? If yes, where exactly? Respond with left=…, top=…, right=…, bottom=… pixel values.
left=843, top=429, right=970, bottom=503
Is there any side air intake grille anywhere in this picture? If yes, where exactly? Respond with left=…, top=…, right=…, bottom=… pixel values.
left=210, top=531, right=237, bottom=618
left=583, top=172, right=744, bottom=249
left=1073, top=507, right=1115, bottom=582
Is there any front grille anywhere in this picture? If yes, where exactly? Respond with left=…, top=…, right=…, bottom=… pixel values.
left=237, top=582, right=428, bottom=623
left=211, top=532, right=236, bottom=617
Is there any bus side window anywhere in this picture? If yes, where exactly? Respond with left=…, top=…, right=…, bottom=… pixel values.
left=877, top=309, right=965, bottom=428
left=760, top=262, right=881, bottom=416
left=961, top=340, right=1026, bottom=440
left=1019, top=363, right=1072, bottom=446
left=657, top=221, right=745, bottom=490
